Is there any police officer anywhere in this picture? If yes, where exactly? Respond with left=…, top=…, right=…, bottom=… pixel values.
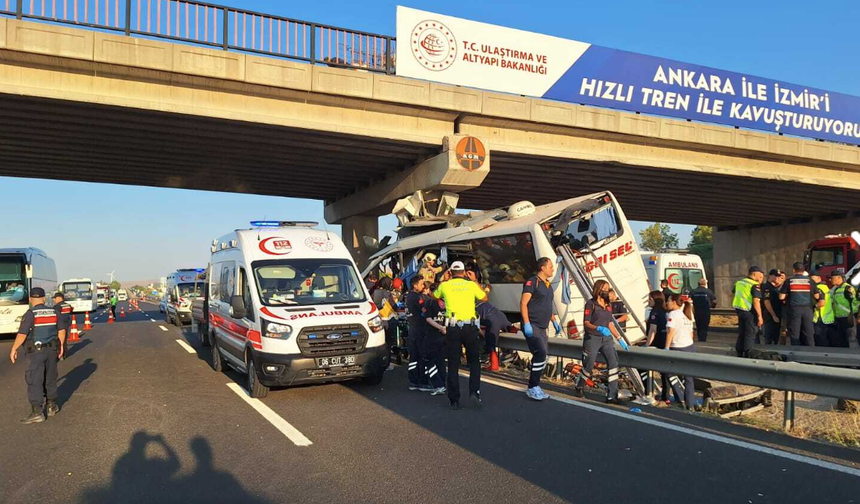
left=689, top=278, right=717, bottom=342
left=433, top=261, right=488, bottom=410
left=574, top=279, right=624, bottom=404
left=405, top=276, right=432, bottom=392
left=780, top=262, right=819, bottom=346
left=422, top=283, right=448, bottom=396
left=761, top=269, right=784, bottom=345
left=732, top=266, right=764, bottom=358
left=110, top=291, right=118, bottom=319
left=9, top=287, right=68, bottom=424
left=830, top=269, right=856, bottom=348
left=52, top=292, right=72, bottom=358
left=810, top=271, right=835, bottom=347
left=520, top=257, right=562, bottom=402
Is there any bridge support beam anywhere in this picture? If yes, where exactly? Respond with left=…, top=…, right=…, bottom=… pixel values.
left=341, top=216, right=379, bottom=271
left=324, top=135, right=490, bottom=226
left=713, top=214, right=860, bottom=307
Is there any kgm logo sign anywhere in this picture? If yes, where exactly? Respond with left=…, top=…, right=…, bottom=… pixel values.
left=411, top=20, right=457, bottom=71
left=259, top=237, right=293, bottom=256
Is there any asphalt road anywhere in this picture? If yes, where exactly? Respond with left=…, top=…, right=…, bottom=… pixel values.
left=1, top=300, right=860, bottom=504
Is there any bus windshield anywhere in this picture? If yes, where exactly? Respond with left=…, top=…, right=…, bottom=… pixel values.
left=63, top=282, right=93, bottom=300
left=0, top=255, right=27, bottom=306
left=253, top=259, right=366, bottom=306
left=549, top=196, right=623, bottom=252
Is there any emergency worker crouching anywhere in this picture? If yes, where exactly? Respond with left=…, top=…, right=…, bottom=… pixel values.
left=9, top=287, right=68, bottom=424
left=432, top=261, right=488, bottom=410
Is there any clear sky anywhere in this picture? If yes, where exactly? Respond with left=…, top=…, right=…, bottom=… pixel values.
left=3, top=0, right=858, bottom=283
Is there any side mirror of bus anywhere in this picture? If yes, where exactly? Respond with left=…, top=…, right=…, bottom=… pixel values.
left=229, top=295, right=247, bottom=319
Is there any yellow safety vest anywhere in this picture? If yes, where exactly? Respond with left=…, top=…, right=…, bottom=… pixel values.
left=732, top=277, right=757, bottom=311
left=831, top=284, right=856, bottom=319
left=814, top=284, right=835, bottom=324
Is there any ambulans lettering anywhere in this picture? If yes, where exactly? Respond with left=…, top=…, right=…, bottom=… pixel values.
left=289, top=310, right=362, bottom=321
left=259, top=237, right=293, bottom=256
left=585, top=241, right=635, bottom=273
left=667, top=261, right=699, bottom=268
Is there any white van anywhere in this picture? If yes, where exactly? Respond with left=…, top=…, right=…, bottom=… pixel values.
left=641, top=252, right=707, bottom=295
left=0, top=248, right=58, bottom=335
left=165, top=270, right=204, bottom=326
left=117, top=289, right=128, bottom=301
left=365, top=191, right=650, bottom=342
left=206, top=222, right=388, bottom=397
left=61, top=278, right=98, bottom=313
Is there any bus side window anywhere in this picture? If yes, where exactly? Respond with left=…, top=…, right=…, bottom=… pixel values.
left=458, top=233, right=537, bottom=284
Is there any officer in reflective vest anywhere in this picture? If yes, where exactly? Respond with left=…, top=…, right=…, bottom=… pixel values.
left=830, top=269, right=857, bottom=348
left=732, top=266, right=764, bottom=358
left=780, top=262, right=820, bottom=346
left=52, top=292, right=72, bottom=358
left=9, top=287, right=68, bottom=424
left=433, top=261, right=488, bottom=410
left=810, top=271, right=835, bottom=347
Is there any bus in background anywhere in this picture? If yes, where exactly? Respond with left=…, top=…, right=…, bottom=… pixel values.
left=0, top=248, right=58, bottom=336
left=364, top=191, right=650, bottom=343
left=61, top=278, right=98, bottom=313
left=641, top=252, right=707, bottom=295
left=96, top=283, right=109, bottom=307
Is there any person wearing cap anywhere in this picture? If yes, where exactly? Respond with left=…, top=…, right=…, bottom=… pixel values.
left=520, top=257, right=562, bottom=401
left=810, top=270, right=835, bottom=347
left=52, top=292, right=72, bottom=359
left=732, top=266, right=764, bottom=358
left=780, top=262, right=820, bottom=346
left=761, top=269, right=785, bottom=345
left=830, top=268, right=856, bottom=348
left=433, top=260, right=488, bottom=410
left=689, top=278, right=717, bottom=342
left=8, top=287, right=68, bottom=424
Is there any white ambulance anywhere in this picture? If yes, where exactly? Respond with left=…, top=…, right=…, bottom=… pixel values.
left=165, top=269, right=205, bottom=326
left=206, top=221, right=388, bottom=397
left=0, top=248, right=57, bottom=335
left=641, top=252, right=707, bottom=295
left=364, top=191, right=651, bottom=342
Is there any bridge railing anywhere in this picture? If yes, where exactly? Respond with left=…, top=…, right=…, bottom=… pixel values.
left=1, top=0, right=396, bottom=73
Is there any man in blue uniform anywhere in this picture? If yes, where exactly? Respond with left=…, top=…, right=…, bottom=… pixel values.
left=780, top=262, right=820, bottom=346
left=9, top=287, right=68, bottom=424
left=405, top=276, right=432, bottom=392
left=520, top=257, right=561, bottom=401
left=53, top=292, right=72, bottom=358
left=689, top=278, right=717, bottom=342
left=761, top=270, right=784, bottom=345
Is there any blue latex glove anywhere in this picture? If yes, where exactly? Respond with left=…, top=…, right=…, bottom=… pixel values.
left=552, top=320, right=562, bottom=335
left=523, top=323, right=534, bottom=338
left=596, top=326, right=611, bottom=337
left=617, top=338, right=630, bottom=351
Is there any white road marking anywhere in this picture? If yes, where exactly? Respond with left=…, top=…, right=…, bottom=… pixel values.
left=175, top=339, right=196, bottom=354
left=478, top=374, right=860, bottom=478
left=159, top=325, right=169, bottom=332
left=150, top=319, right=157, bottom=322
left=226, top=383, right=313, bottom=447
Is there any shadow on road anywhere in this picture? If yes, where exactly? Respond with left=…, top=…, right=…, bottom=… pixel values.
left=57, top=357, right=97, bottom=408
left=80, top=432, right=270, bottom=504
left=64, top=339, right=92, bottom=359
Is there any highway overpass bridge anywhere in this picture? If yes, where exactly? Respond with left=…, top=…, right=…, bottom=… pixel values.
left=0, top=10, right=858, bottom=303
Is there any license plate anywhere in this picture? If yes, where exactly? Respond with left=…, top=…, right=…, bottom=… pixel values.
left=316, top=355, right=356, bottom=367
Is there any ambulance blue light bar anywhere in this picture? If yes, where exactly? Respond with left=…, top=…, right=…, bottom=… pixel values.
left=251, top=221, right=320, bottom=228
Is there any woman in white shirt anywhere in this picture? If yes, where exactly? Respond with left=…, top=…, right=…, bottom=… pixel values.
left=664, top=294, right=697, bottom=410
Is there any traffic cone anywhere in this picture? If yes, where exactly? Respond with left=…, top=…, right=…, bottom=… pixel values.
left=482, top=350, right=500, bottom=371
left=120, top=307, right=126, bottom=318
left=108, top=310, right=114, bottom=324
left=84, top=311, right=92, bottom=330
left=69, top=316, right=80, bottom=342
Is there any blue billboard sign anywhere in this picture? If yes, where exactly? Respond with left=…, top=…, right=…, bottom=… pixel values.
left=545, top=46, right=860, bottom=146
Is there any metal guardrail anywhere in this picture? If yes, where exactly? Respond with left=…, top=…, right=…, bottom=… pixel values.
left=0, top=0, right=395, bottom=73
left=498, top=333, right=860, bottom=430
